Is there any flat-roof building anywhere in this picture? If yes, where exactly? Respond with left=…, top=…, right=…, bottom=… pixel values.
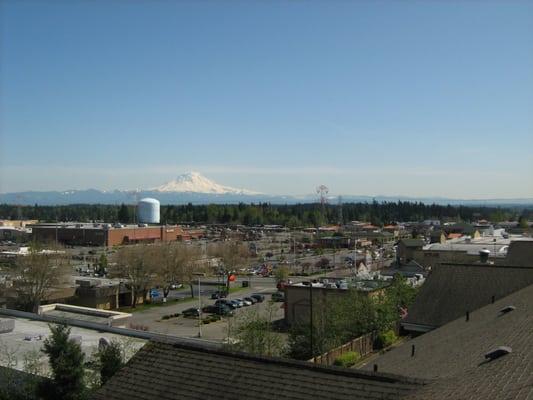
left=30, top=223, right=204, bottom=246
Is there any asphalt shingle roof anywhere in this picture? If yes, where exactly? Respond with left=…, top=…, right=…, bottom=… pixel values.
left=362, top=283, right=533, bottom=400
left=91, top=341, right=425, bottom=400
left=402, top=262, right=533, bottom=329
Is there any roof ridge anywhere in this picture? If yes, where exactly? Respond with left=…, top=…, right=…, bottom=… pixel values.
left=440, top=262, right=533, bottom=270
left=147, top=341, right=428, bottom=386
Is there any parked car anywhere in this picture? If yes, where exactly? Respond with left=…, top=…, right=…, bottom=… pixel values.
left=244, top=296, right=257, bottom=304
left=202, top=305, right=217, bottom=313
left=211, top=290, right=228, bottom=299
left=251, top=294, right=265, bottom=303
left=170, top=283, right=183, bottom=290
left=204, top=304, right=234, bottom=316
left=182, top=308, right=200, bottom=317
left=230, top=299, right=243, bottom=308
left=239, top=298, right=252, bottom=306
left=215, top=299, right=236, bottom=309
left=271, top=292, right=285, bottom=302
left=215, top=305, right=234, bottom=316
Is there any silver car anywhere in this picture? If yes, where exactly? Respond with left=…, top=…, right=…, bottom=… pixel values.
left=231, top=299, right=244, bottom=308
left=238, top=298, right=252, bottom=306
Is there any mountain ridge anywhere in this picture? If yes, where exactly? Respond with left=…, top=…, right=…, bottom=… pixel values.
left=0, top=172, right=532, bottom=206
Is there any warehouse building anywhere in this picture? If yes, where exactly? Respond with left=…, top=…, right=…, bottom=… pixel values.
left=30, top=223, right=203, bottom=247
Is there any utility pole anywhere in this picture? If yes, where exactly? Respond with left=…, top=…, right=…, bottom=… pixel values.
left=55, top=209, right=59, bottom=246
left=197, top=276, right=202, bottom=338
left=333, top=244, right=336, bottom=278
left=353, top=238, right=357, bottom=278
left=293, top=235, right=296, bottom=272
left=337, top=195, right=343, bottom=225
left=309, top=283, right=314, bottom=361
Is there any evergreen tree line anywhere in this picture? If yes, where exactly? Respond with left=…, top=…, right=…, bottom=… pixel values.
left=0, top=201, right=531, bottom=227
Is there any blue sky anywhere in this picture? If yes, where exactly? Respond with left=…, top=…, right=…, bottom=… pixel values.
left=1, top=0, right=532, bottom=198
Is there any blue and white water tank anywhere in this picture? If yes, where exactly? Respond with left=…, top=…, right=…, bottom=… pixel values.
left=137, top=198, right=160, bottom=224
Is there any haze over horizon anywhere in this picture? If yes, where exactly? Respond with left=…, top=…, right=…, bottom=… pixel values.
left=1, top=1, right=532, bottom=199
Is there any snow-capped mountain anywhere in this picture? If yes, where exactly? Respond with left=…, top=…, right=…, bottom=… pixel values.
left=152, top=172, right=260, bottom=195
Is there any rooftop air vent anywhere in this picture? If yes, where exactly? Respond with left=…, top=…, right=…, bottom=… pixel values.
left=479, top=249, right=490, bottom=263
left=499, top=305, right=516, bottom=314
left=484, top=346, right=512, bottom=361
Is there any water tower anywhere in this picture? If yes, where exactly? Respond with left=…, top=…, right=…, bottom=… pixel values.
left=137, top=198, right=160, bottom=224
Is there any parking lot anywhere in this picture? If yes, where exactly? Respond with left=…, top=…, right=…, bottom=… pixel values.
left=128, top=280, right=284, bottom=341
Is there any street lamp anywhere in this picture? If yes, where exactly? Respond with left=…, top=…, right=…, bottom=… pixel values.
left=193, top=273, right=203, bottom=338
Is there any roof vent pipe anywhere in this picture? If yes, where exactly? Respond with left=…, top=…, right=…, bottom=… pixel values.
left=485, top=346, right=512, bottom=361
left=499, top=305, right=516, bottom=314
left=479, top=249, right=490, bottom=263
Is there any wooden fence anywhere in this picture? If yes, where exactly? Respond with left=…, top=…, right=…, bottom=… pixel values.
left=309, top=331, right=377, bottom=366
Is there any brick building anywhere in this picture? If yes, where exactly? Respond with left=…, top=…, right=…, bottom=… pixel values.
left=31, top=223, right=204, bottom=247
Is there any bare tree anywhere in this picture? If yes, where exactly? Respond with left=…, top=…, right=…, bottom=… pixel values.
left=274, top=265, right=290, bottom=284
left=14, top=244, right=70, bottom=313
left=110, top=245, right=156, bottom=308
left=152, top=242, right=202, bottom=300
left=208, top=241, right=251, bottom=289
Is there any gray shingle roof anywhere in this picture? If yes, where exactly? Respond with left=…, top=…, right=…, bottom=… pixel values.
left=362, top=283, right=533, bottom=400
left=91, top=341, right=425, bottom=400
left=402, top=262, right=533, bottom=329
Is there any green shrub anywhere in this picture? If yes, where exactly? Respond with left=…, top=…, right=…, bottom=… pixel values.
left=208, top=315, right=221, bottom=322
left=161, top=313, right=181, bottom=320
left=333, top=351, right=361, bottom=367
left=375, top=330, right=397, bottom=349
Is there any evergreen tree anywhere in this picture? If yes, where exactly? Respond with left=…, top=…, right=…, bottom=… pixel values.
left=98, top=341, right=124, bottom=384
left=39, top=324, right=86, bottom=400
left=117, top=203, right=130, bottom=223
left=96, top=253, right=108, bottom=276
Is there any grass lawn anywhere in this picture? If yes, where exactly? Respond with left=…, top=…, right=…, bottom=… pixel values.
left=228, top=286, right=248, bottom=294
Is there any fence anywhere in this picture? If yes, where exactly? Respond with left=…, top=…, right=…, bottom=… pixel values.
left=309, top=331, right=377, bottom=365
left=309, top=321, right=402, bottom=365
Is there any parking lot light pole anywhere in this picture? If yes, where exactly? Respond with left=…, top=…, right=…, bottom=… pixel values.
left=197, top=276, right=202, bottom=338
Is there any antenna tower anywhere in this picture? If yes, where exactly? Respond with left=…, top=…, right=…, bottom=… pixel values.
left=316, top=185, right=329, bottom=224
